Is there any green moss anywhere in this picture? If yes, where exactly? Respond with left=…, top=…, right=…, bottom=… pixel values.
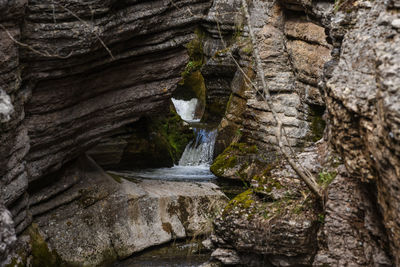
left=148, top=106, right=194, bottom=164
left=317, top=171, right=337, bottom=188
left=308, top=106, right=326, bottom=142
left=223, top=189, right=254, bottom=216
left=210, top=154, right=237, bottom=177
left=210, top=143, right=258, bottom=178
left=182, top=28, right=205, bottom=78
left=108, top=172, right=122, bottom=183
left=253, top=175, right=283, bottom=194
left=317, top=213, right=325, bottom=224
left=241, top=43, right=253, bottom=55
left=28, top=224, right=63, bottom=267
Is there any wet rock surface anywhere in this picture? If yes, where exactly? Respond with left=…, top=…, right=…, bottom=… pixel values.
left=27, top=155, right=227, bottom=266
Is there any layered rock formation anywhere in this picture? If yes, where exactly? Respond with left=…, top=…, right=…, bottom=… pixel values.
left=2, top=0, right=400, bottom=266
left=211, top=0, right=330, bottom=180
left=207, top=0, right=398, bottom=266
left=209, top=0, right=330, bottom=165
left=1, top=0, right=216, bottom=264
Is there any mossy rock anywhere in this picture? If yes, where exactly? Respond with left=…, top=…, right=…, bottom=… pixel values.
left=307, top=105, right=326, bottom=143
left=210, top=142, right=260, bottom=180
left=223, top=189, right=255, bottom=216
left=28, top=224, right=63, bottom=267
left=180, top=28, right=205, bottom=80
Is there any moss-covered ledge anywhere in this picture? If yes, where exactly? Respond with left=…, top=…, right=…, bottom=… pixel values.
left=210, top=142, right=262, bottom=181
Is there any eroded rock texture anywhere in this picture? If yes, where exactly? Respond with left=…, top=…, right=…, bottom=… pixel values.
left=0, top=0, right=212, bottom=234
left=209, top=0, right=398, bottom=266
left=29, top=155, right=227, bottom=266
left=0, top=0, right=214, bottom=263
left=324, top=0, right=400, bottom=264
left=0, top=0, right=31, bottom=238
left=211, top=0, right=330, bottom=179
left=23, top=0, right=212, bottom=182
left=210, top=145, right=324, bottom=266
left=210, top=0, right=330, bottom=165
left=0, top=201, right=16, bottom=266
left=313, top=168, right=391, bottom=266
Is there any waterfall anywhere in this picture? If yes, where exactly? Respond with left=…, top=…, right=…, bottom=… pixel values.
left=171, top=98, right=217, bottom=167
left=109, top=98, right=217, bottom=181
left=179, top=128, right=217, bottom=166
left=171, top=98, right=200, bottom=122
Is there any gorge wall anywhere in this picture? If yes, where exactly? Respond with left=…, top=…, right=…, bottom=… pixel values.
left=206, top=0, right=399, bottom=266
left=1, top=0, right=400, bottom=266
left=1, top=0, right=215, bottom=264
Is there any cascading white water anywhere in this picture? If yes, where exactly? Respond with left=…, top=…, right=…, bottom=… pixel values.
left=171, top=98, right=200, bottom=122
left=109, top=98, right=217, bottom=181
left=179, top=128, right=217, bottom=166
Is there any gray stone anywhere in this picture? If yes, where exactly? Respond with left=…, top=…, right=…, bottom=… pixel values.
left=0, top=202, right=16, bottom=266
left=29, top=155, right=227, bottom=266
left=211, top=248, right=241, bottom=265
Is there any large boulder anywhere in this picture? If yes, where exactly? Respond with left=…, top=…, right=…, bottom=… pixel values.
left=23, top=155, right=228, bottom=266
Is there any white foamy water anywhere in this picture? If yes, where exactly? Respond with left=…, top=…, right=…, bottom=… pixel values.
left=179, top=128, right=217, bottom=166
left=112, top=127, right=218, bottom=181
left=109, top=165, right=215, bottom=181
left=114, top=98, right=217, bottom=182
left=172, top=98, right=200, bottom=122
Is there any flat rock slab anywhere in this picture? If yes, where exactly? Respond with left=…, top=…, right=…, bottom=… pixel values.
left=33, top=156, right=227, bottom=266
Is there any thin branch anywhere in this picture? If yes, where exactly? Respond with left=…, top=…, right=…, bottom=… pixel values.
left=240, top=0, right=323, bottom=199
left=56, top=3, right=115, bottom=60
left=0, top=24, right=73, bottom=59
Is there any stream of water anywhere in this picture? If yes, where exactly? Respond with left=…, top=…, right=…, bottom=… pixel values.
left=113, top=98, right=218, bottom=266
left=110, top=98, right=217, bottom=182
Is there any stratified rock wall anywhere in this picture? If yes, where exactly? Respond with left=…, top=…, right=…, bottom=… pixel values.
left=200, top=0, right=240, bottom=123
left=0, top=0, right=213, bottom=233
left=209, top=0, right=398, bottom=266
left=211, top=0, right=331, bottom=161
left=0, top=0, right=32, bottom=237
left=22, top=0, right=212, bottom=182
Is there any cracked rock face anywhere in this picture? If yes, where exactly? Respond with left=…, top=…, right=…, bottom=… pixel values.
left=212, top=0, right=331, bottom=162
left=313, top=168, right=392, bottom=266
left=325, top=0, right=400, bottom=264
left=209, top=0, right=398, bottom=266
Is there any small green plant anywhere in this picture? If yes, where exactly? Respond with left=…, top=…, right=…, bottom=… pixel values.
left=318, top=171, right=337, bottom=188
left=317, top=213, right=325, bottom=224
left=334, top=0, right=357, bottom=13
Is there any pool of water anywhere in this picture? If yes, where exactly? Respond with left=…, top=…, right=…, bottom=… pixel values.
left=113, top=239, right=210, bottom=267
left=108, top=165, right=216, bottom=182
